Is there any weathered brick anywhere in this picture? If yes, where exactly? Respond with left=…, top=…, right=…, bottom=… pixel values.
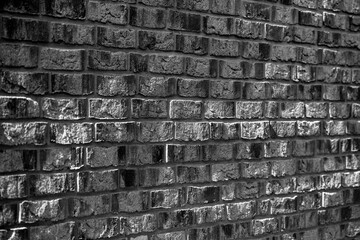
left=318, top=31, right=342, bottom=48
left=0, top=44, right=38, bottom=68
left=130, top=6, right=165, bottom=29
left=210, top=122, right=241, bottom=140
left=241, top=2, right=271, bottom=21
left=114, top=190, right=149, bottom=212
left=184, top=186, right=220, bottom=205
left=204, top=101, right=235, bottom=119
left=20, top=199, right=67, bottom=223
left=97, top=75, right=136, bottom=97
left=265, top=63, right=292, bottom=80
left=281, top=102, right=305, bottom=119
left=43, top=98, right=86, bottom=120
left=292, top=140, right=315, bottom=157
left=212, top=163, right=240, bottom=181
left=243, top=161, right=270, bottom=178
left=210, top=39, right=240, bottom=57
left=45, top=0, right=86, bottom=19
left=138, top=121, right=173, bottom=142
left=50, top=123, right=92, bottom=144
left=78, top=218, right=120, bottom=239
left=271, top=159, right=296, bottom=177
left=178, top=78, right=208, bottom=98
left=128, top=145, right=164, bottom=165
left=88, top=50, right=127, bottom=71
left=242, top=42, right=271, bottom=61
left=234, top=19, right=265, bottom=39
left=139, top=0, right=174, bottom=7
left=28, top=173, right=75, bottom=196
left=149, top=55, right=184, bottom=75
left=0, top=122, right=47, bottom=145
left=177, top=0, right=209, bottom=12
left=51, top=23, right=95, bottom=45
left=265, top=24, right=293, bottom=42
left=40, top=48, right=84, bottom=70
left=186, top=57, right=217, bottom=78
left=241, top=121, right=270, bottom=139
left=0, top=175, right=27, bottom=199
left=323, top=12, right=348, bottom=30
left=293, top=26, right=317, bottom=44
left=96, top=122, right=135, bottom=143
left=170, top=100, right=202, bottom=119
left=270, top=121, right=296, bottom=138
left=119, top=169, right=137, bottom=188
left=298, top=85, right=322, bottom=100
left=243, top=82, right=268, bottom=100
left=176, top=35, right=209, bottom=55
left=236, top=101, right=263, bottom=119
left=1, top=71, right=49, bottom=95
left=235, top=142, right=263, bottom=160
left=139, top=31, right=175, bottom=51
left=298, top=10, right=322, bottom=27
left=297, top=121, right=321, bottom=136
left=30, top=222, right=75, bottom=240
left=132, top=98, right=167, bottom=119
left=139, top=167, right=175, bottom=187
left=324, top=120, right=347, bottom=136
left=78, top=170, right=118, bottom=192
left=272, top=5, right=296, bottom=24
left=1, top=17, right=50, bottom=42
left=1, top=0, right=40, bottom=14
left=177, top=165, right=210, bottom=183
left=90, top=98, right=128, bottom=119
left=252, top=218, right=280, bottom=236
left=169, top=10, right=201, bottom=32
left=203, top=16, right=234, bottom=35
left=0, top=97, right=39, bottom=119
left=264, top=141, right=291, bottom=158
left=305, top=102, right=328, bottom=118
left=0, top=149, right=37, bottom=173
left=269, top=83, right=297, bottom=100
left=51, top=73, right=94, bottom=95
left=40, top=147, right=83, bottom=171
left=175, top=122, right=210, bottom=141
left=86, top=146, right=119, bottom=168
left=130, top=53, right=148, bottom=73
left=350, top=16, right=360, bottom=32
left=88, top=1, right=127, bottom=24
left=98, top=26, right=136, bottom=49
left=219, top=60, right=252, bottom=79
left=120, top=214, right=157, bottom=234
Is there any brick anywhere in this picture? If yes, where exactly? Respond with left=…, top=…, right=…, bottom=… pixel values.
left=297, top=121, right=321, bottom=136
left=45, top=0, right=86, bottom=19
left=138, top=77, right=173, bottom=97
left=211, top=0, right=240, bottom=15
left=121, top=215, right=157, bottom=235
left=265, top=24, right=292, bottom=42
left=40, top=48, right=84, bottom=70
left=98, top=26, right=136, bottom=49
left=176, top=35, right=209, bottom=55
left=243, top=82, right=268, bottom=100
left=0, top=229, right=27, bottom=240
left=1, top=17, right=49, bottom=42
left=89, top=98, right=128, bottom=119
left=132, top=99, right=167, bottom=119
left=178, top=78, right=208, bottom=98
left=270, top=196, right=297, bottom=214
left=149, top=55, right=183, bottom=75
left=0, top=97, right=39, bottom=119
left=88, top=1, right=127, bottom=24
left=78, top=218, right=120, bottom=239
left=188, top=226, right=220, bottom=240
left=270, top=121, right=296, bottom=138
left=316, top=66, right=351, bottom=83
left=322, top=49, right=346, bottom=66
left=169, top=10, right=201, bottom=32
left=177, top=0, right=209, bottom=12
left=130, top=6, right=165, bottom=29
left=0, top=175, right=26, bottom=199
left=203, top=16, right=234, bottom=35
left=281, top=102, right=305, bottom=118
left=20, top=199, right=67, bottom=223
left=242, top=161, right=270, bottom=178
left=0, top=44, right=38, bottom=68
left=269, top=83, right=296, bottom=100
left=271, top=159, right=296, bottom=177
left=298, top=85, right=322, bottom=100
left=264, top=141, right=291, bottom=158
left=210, top=39, right=240, bottom=57
left=241, top=2, right=271, bottom=21
left=323, top=85, right=343, bottom=101
left=210, top=80, right=240, bottom=99
left=350, top=16, right=360, bottom=31
left=305, top=102, right=328, bottom=118
left=50, top=123, right=92, bottom=144
left=234, top=19, right=265, bottom=39
left=150, top=189, right=178, bottom=208
left=298, top=10, right=322, bottom=27
left=292, top=140, right=315, bottom=157
left=293, top=0, right=317, bottom=8
left=170, top=100, right=202, bottom=119
left=226, top=201, right=255, bottom=221
left=0, top=122, right=47, bottom=146
left=184, top=186, right=220, bottom=205
left=297, top=47, right=322, bottom=64
left=51, top=73, right=94, bottom=95
left=139, top=0, right=174, bottom=7
left=293, top=26, right=317, bottom=44
left=139, top=167, right=175, bottom=187
left=1, top=0, right=40, bottom=14
left=204, top=101, right=235, bottom=119
left=323, top=156, right=345, bottom=171
left=323, top=12, right=348, bottom=30
left=236, top=101, right=263, bottom=119
left=324, top=120, right=347, bottom=136
left=96, top=122, right=135, bottom=143
left=272, top=5, right=296, bottom=24
left=78, top=170, right=118, bottom=192
left=51, top=22, right=95, bottom=45
left=219, top=60, right=252, bottom=79
left=242, top=42, right=271, bottom=61
left=28, top=173, right=75, bottom=196
left=43, top=98, right=86, bottom=120
left=139, top=31, right=175, bottom=51
left=241, top=121, right=269, bottom=140
left=195, top=205, right=225, bottom=224
left=210, top=122, right=241, bottom=140
left=113, top=191, right=148, bottom=213
left=86, top=146, right=120, bottom=167
left=159, top=209, right=195, bottom=229
left=252, top=218, right=280, bottom=236
left=322, top=191, right=344, bottom=207
left=175, top=122, right=210, bottom=141
left=235, top=142, right=263, bottom=160
left=30, top=222, right=75, bottom=240
left=167, top=144, right=202, bottom=163
left=0, top=71, right=48, bottom=95
left=316, top=139, right=339, bottom=155
left=0, top=149, right=37, bottom=173
left=119, top=169, right=137, bottom=188
left=177, top=165, right=210, bottom=183
left=270, top=45, right=296, bottom=64
left=137, top=121, right=173, bottom=142
left=186, top=57, right=217, bottom=78
left=212, top=163, right=240, bottom=181
left=265, top=63, right=292, bottom=80
left=220, top=222, right=251, bottom=239
left=97, top=75, right=136, bottom=97
left=127, top=145, right=163, bottom=165
left=40, top=148, right=83, bottom=171
left=88, top=50, right=127, bottom=71
left=130, top=53, right=148, bottom=73
left=318, top=31, right=342, bottom=47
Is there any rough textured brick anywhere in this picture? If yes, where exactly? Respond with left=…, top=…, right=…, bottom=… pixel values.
left=169, top=11, right=201, bottom=32
left=176, top=35, right=209, bottom=55
left=89, top=98, right=128, bottom=119
left=28, top=173, right=75, bottom=196
left=0, top=175, right=27, bottom=199
left=78, top=170, right=118, bottom=192
left=177, top=165, right=210, bottom=183
left=88, top=50, right=127, bottom=71
left=20, top=199, right=67, bottom=223
left=78, top=218, right=120, bottom=239
left=98, top=26, right=136, bottom=49
left=0, top=44, right=38, bottom=68
left=30, top=222, right=75, bottom=240
left=212, top=163, right=240, bottom=181
left=1, top=71, right=49, bottom=95
left=0, top=149, right=37, bottom=172
left=203, top=16, right=234, bottom=35
left=0, top=122, right=47, bottom=145
left=51, top=23, right=95, bottom=45
left=210, top=39, right=240, bottom=57
left=50, top=123, right=92, bottom=144
left=138, top=122, right=173, bottom=142
left=40, top=48, right=84, bottom=70
left=96, top=122, right=135, bottom=143
left=0, top=97, right=39, bottom=119
left=234, top=19, right=265, bottom=39
left=41, top=147, right=83, bottom=171
left=178, top=78, right=208, bottom=98
left=236, top=101, right=263, bottom=119
left=186, top=57, right=217, bottom=78
left=175, top=122, right=210, bottom=141
left=170, top=100, right=202, bottom=119
left=132, top=99, right=167, bottom=119
left=45, top=0, right=86, bottom=19
left=97, top=75, right=136, bottom=97
left=149, top=55, right=183, bottom=75
left=139, top=31, right=175, bottom=51
left=241, top=121, right=270, bottom=140
left=139, top=167, right=175, bottom=187
left=88, top=1, right=127, bottom=24
left=1, top=0, right=40, bottom=14
left=130, top=6, right=165, bottom=29
left=43, top=98, right=86, bottom=120
left=51, top=73, right=94, bottom=95
left=205, top=101, right=235, bottom=119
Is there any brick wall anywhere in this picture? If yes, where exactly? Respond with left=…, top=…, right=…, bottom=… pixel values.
left=1, top=0, right=360, bottom=239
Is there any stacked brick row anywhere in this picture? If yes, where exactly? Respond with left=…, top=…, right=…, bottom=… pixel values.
left=1, top=0, right=360, bottom=239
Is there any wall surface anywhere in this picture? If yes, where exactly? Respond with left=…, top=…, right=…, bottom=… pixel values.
left=1, top=0, right=360, bottom=239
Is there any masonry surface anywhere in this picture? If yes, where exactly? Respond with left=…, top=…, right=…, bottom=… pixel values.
left=1, top=0, right=360, bottom=239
